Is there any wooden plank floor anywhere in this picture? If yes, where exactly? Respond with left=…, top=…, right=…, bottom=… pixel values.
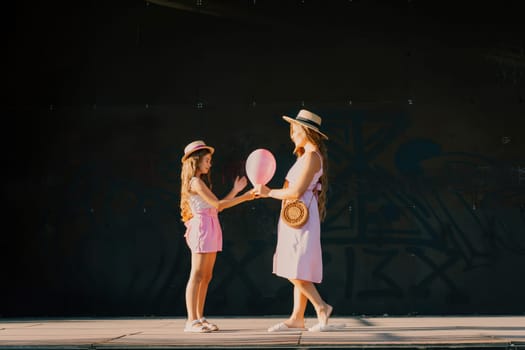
left=1, top=316, right=524, bottom=349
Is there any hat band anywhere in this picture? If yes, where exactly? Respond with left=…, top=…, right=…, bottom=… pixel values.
left=188, top=145, right=203, bottom=152
left=186, top=145, right=208, bottom=154
left=296, top=116, right=321, bottom=129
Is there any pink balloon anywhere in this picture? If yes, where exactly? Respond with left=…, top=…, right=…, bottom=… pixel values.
left=245, top=149, right=276, bottom=186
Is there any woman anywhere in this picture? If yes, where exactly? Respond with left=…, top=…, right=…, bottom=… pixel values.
left=255, top=109, right=332, bottom=332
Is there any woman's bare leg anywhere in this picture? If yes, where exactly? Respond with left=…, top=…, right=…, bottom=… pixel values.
left=282, top=286, right=307, bottom=328
left=290, top=279, right=332, bottom=326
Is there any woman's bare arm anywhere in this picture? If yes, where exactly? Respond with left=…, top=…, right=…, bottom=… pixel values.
left=263, top=152, right=321, bottom=200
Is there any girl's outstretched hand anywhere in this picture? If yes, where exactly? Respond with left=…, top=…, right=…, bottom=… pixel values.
left=233, top=176, right=248, bottom=193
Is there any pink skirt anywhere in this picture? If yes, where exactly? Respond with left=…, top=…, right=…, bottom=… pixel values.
left=184, top=208, right=222, bottom=253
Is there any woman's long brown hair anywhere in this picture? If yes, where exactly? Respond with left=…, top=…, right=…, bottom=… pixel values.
left=292, top=125, right=328, bottom=221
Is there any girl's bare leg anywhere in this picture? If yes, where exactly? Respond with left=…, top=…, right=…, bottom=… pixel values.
left=196, top=252, right=216, bottom=319
left=185, top=253, right=208, bottom=322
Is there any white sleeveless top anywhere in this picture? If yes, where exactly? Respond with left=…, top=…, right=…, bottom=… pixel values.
left=188, top=177, right=213, bottom=213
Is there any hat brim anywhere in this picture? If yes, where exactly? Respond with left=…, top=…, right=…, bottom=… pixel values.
left=283, top=116, right=329, bottom=140
left=181, top=145, right=215, bottom=162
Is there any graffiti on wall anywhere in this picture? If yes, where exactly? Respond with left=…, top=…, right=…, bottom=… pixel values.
left=26, top=107, right=525, bottom=317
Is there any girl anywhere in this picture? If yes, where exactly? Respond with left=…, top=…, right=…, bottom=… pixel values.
left=255, top=110, right=333, bottom=332
left=180, top=140, right=253, bottom=333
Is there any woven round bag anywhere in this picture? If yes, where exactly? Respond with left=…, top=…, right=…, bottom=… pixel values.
left=281, top=200, right=309, bottom=228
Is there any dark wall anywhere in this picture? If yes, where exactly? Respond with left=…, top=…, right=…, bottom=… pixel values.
left=5, top=0, right=524, bottom=317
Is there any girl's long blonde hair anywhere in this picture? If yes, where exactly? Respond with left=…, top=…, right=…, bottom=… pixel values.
left=292, top=125, right=329, bottom=221
left=180, top=149, right=212, bottom=222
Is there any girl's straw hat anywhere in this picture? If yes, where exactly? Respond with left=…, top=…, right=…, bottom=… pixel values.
left=181, top=140, right=215, bottom=162
left=282, top=109, right=328, bottom=140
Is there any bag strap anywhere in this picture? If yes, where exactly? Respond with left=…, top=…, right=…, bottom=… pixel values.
left=304, top=188, right=316, bottom=209
left=282, top=180, right=320, bottom=209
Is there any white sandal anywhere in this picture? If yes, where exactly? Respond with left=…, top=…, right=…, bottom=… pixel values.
left=199, top=317, right=219, bottom=331
left=184, top=319, right=211, bottom=333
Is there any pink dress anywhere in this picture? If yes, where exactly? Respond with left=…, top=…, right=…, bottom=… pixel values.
left=273, top=151, right=323, bottom=283
left=184, top=177, right=223, bottom=253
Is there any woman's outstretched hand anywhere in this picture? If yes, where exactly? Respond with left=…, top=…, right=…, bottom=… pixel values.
left=233, top=176, right=248, bottom=193
left=254, top=184, right=271, bottom=198
left=247, top=188, right=257, bottom=200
